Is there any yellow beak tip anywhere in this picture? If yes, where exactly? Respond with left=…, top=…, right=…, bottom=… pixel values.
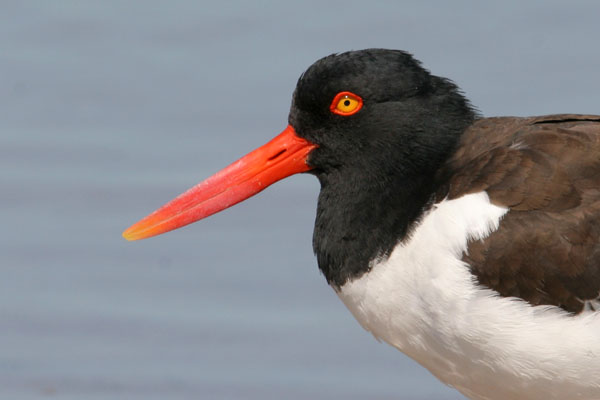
left=122, top=229, right=138, bottom=241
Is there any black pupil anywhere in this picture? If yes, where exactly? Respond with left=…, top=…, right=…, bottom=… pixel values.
left=343, top=99, right=351, bottom=107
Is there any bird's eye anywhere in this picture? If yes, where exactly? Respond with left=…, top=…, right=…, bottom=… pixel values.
left=330, top=91, right=363, bottom=116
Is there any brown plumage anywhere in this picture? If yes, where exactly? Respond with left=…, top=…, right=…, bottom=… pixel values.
left=439, top=114, right=600, bottom=314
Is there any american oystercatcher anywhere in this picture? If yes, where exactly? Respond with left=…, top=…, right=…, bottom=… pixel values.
left=123, top=49, right=600, bottom=400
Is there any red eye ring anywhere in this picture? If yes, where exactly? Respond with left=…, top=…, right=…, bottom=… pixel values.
left=329, top=91, right=363, bottom=116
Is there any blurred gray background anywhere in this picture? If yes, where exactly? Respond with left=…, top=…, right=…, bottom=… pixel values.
left=1, top=1, right=599, bottom=399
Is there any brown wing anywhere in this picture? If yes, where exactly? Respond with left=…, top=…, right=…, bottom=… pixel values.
left=442, top=114, right=600, bottom=313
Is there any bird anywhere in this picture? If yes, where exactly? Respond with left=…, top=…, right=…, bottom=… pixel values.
left=123, top=49, right=600, bottom=400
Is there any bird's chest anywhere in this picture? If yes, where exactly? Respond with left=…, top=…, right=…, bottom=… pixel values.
left=336, top=192, right=522, bottom=398
left=334, top=192, right=600, bottom=400
left=335, top=192, right=508, bottom=373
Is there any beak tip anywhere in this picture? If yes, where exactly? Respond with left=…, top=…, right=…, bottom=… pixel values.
left=122, top=227, right=139, bottom=241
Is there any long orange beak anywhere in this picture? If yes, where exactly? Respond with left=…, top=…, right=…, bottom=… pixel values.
left=122, top=125, right=317, bottom=241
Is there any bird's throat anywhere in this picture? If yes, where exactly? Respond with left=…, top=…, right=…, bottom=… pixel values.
left=313, top=169, right=439, bottom=288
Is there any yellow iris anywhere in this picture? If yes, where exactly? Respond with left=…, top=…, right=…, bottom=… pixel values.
left=336, top=96, right=360, bottom=113
left=330, top=91, right=363, bottom=116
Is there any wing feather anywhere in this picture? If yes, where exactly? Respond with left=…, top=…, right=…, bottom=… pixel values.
left=441, top=115, right=600, bottom=313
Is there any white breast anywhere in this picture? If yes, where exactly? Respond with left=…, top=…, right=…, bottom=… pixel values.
left=336, top=192, right=600, bottom=400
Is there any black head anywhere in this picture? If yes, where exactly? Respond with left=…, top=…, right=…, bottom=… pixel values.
left=288, top=49, right=477, bottom=288
left=123, top=48, right=476, bottom=288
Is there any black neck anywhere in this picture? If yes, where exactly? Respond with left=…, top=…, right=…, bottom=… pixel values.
left=312, top=163, right=441, bottom=288
left=312, top=117, right=476, bottom=288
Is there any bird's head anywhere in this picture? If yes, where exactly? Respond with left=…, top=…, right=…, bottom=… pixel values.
left=291, top=49, right=475, bottom=188
left=123, top=49, right=475, bottom=242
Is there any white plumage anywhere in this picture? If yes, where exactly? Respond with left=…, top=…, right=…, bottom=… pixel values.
left=337, top=192, right=600, bottom=400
